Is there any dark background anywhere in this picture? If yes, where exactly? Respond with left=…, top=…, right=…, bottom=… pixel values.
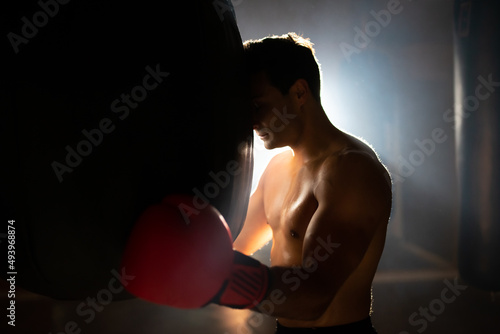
left=1, top=0, right=499, bottom=333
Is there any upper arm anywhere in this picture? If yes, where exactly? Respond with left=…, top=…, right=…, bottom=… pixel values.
left=301, top=153, right=392, bottom=295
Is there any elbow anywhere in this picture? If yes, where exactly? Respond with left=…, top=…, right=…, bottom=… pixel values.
left=289, top=304, right=328, bottom=322
left=261, top=292, right=331, bottom=321
left=304, top=299, right=331, bottom=321
left=302, top=284, right=339, bottom=320
left=290, top=294, right=333, bottom=321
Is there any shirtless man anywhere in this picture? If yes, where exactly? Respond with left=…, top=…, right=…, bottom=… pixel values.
left=120, top=32, right=392, bottom=334
left=233, top=33, right=392, bottom=333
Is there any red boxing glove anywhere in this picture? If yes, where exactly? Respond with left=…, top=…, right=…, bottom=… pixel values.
left=121, top=195, right=270, bottom=309
left=210, top=250, right=269, bottom=308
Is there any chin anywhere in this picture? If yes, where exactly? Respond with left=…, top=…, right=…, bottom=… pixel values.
left=264, top=140, right=286, bottom=150
left=263, top=140, right=276, bottom=150
left=263, top=142, right=274, bottom=150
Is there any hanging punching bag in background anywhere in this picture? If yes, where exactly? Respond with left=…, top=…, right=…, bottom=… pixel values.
left=454, top=0, right=500, bottom=291
left=0, top=0, right=253, bottom=300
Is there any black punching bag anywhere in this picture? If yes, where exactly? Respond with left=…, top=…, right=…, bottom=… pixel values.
left=0, top=0, right=253, bottom=299
left=454, top=0, right=500, bottom=291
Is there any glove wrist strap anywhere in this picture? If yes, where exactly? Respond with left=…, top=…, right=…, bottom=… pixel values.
left=212, top=251, right=270, bottom=309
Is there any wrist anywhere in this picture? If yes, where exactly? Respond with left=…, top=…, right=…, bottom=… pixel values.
left=211, top=250, right=271, bottom=309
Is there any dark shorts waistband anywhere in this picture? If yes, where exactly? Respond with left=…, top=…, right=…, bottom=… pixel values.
left=276, top=317, right=377, bottom=333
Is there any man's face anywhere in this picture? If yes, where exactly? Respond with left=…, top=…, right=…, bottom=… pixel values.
left=250, top=72, right=301, bottom=150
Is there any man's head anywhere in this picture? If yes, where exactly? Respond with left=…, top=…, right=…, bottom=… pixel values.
left=243, top=33, right=322, bottom=150
left=244, top=32, right=321, bottom=102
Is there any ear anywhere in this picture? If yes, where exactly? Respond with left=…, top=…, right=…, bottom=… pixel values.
left=290, top=79, right=311, bottom=105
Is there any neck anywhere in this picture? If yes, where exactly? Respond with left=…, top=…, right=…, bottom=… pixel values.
left=290, top=104, right=343, bottom=164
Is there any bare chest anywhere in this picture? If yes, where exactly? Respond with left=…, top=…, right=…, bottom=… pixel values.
left=263, top=166, right=318, bottom=242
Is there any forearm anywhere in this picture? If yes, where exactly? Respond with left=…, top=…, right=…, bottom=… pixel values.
left=251, top=265, right=335, bottom=321
left=233, top=182, right=271, bottom=255
left=233, top=225, right=272, bottom=255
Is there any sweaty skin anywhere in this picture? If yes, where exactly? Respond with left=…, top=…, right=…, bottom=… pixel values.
left=234, top=72, right=392, bottom=328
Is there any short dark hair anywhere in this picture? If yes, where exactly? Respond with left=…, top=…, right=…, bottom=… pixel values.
left=243, top=32, right=322, bottom=102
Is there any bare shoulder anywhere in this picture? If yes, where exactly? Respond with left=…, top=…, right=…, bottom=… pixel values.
left=319, top=135, right=391, bottom=188
left=315, top=138, right=392, bottom=219
left=257, top=150, right=294, bottom=187
left=264, top=150, right=294, bottom=174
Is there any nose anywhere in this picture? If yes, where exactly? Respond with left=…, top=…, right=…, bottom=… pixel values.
left=252, top=112, right=260, bottom=130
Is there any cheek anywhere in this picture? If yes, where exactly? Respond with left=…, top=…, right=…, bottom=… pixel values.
left=261, top=106, right=287, bottom=127
left=257, top=109, right=276, bottom=127
left=268, top=107, right=298, bottom=134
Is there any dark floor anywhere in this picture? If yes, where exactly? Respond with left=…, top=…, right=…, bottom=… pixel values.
left=1, top=234, right=499, bottom=334
left=371, top=237, right=500, bottom=334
